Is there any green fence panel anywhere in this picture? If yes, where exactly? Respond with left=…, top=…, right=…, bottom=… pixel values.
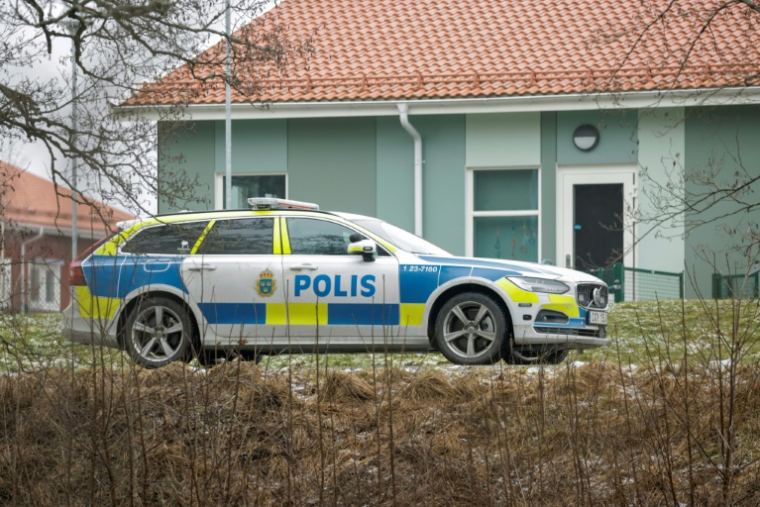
left=712, top=272, right=760, bottom=299
left=586, top=263, right=683, bottom=302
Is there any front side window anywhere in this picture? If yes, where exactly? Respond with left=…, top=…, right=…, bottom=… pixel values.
left=197, top=218, right=274, bottom=255
left=122, top=221, right=210, bottom=255
left=286, top=218, right=358, bottom=256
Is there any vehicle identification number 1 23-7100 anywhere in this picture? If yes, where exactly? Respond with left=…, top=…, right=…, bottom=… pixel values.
left=402, top=265, right=439, bottom=273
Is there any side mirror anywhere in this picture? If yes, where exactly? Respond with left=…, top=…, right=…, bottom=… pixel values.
left=348, top=239, right=376, bottom=262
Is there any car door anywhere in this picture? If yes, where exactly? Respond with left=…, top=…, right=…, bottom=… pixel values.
left=181, top=216, right=285, bottom=346
left=280, top=216, right=400, bottom=348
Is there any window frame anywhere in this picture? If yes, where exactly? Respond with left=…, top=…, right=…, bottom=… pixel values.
left=283, top=216, right=393, bottom=257
left=196, top=216, right=277, bottom=256
left=214, top=172, right=288, bottom=210
left=118, top=220, right=211, bottom=256
left=465, top=166, right=542, bottom=261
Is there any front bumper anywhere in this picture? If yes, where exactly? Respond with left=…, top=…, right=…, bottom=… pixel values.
left=513, top=323, right=609, bottom=349
left=498, top=278, right=610, bottom=350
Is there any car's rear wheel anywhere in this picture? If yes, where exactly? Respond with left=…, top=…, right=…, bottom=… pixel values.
left=507, top=346, right=570, bottom=365
left=124, top=297, right=192, bottom=368
left=434, top=293, right=507, bottom=365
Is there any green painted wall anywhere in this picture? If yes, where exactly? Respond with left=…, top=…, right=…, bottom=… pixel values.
left=157, top=121, right=216, bottom=213
left=557, top=110, right=638, bottom=165
left=415, top=115, right=466, bottom=255
left=637, top=108, right=685, bottom=274
left=287, top=117, right=377, bottom=217
left=684, top=106, right=760, bottom=298
left=214, top=119, right=287, bottom=174
left=465, top=112, right=541, bottom=167
left=540, top=112, right=557, bottom=264
left=376, top=117, right=415, bottom=232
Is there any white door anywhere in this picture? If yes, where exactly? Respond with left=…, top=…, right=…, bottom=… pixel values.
left=181, top=216, right=285, bottom=345
left=556, top=166, right=636, bottom=270
left=281, top=216, right=400, bottom=347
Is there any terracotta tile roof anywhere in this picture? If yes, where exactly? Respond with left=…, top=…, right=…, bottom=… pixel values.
left=126, top=0, right=760, bottom=106
left=0, top=161, right=135, bottom=234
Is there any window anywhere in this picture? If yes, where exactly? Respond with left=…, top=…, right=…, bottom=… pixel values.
left=121, top=221, right=210, bottom=255
left=0, top=259, right=10, bottom=311
left=287, top=218, right=358, bottom=256
left=218, top=174, right=287, bottom=209
left=28, top=260, right=61, bottom=312
left=197, top=218, right=274, bottom=255
left=467, top=168, right=540, bottom=262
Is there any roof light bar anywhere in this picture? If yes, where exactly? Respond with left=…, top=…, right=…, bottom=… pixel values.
left=247, top=197, right=320, bottom=211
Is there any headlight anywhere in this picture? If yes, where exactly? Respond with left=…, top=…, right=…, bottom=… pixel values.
left=506, top=276, right=569, bottom=294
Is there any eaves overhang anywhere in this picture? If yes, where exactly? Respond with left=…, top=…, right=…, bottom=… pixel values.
left=112, top=87, right=760, bottom=121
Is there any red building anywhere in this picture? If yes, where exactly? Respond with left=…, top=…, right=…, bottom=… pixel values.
left=0, top=161, right=135, bottom=313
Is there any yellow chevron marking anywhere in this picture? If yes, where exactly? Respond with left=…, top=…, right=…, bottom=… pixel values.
left=190, top=220, right=216, bottom=255
left=496, top=278, right=540, bottom=304
left=266, top=303, right=328, bottom=326
left=400, top=304, right=426, bottom=326
left=75, top=286, right=119, bottom=319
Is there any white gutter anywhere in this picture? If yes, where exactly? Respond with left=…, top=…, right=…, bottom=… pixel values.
left=20, top=227, right=44, bottom=314
left=397, top=104, right=423, bottom=237
left=112, top=86, right=760, bottom=121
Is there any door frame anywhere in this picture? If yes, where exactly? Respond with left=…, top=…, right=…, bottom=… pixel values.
left=556, top=165, right=637, bottom=270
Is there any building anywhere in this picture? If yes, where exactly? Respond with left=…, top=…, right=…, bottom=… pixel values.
left=116, top=0, right=760, bottom=299
left=0, top=161, right=134, bottom=312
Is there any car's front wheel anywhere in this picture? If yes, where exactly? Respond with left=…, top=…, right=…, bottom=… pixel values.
left=434, top=293, right=507, bottom=365
left=123, top=297, right=193, bottom=368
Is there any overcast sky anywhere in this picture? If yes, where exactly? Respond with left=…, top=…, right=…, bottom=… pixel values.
left=5, top=1, right=276, bottom=215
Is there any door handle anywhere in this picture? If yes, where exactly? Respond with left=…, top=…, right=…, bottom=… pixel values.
left=188, top=264, right=217, bottom=271
left=289, top=264, right=318, bottom=271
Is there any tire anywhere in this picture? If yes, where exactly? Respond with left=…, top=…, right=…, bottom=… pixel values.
left=434, top=293, right=508, bottom=365
left=123, top=297, right=193, bottom=368
left=506, top=346, right=570, bottom=365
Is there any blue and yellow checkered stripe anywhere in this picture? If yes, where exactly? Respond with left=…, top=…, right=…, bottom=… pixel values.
left=196, top=302, right=404, bottom=326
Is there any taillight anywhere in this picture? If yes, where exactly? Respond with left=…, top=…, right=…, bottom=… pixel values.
left=69, top=260, right=87, bottom=286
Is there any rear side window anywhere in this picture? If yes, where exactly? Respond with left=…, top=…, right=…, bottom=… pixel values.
left=197, top=218, right=274, bottom=255
left=121, top=221, right=210, bottom=255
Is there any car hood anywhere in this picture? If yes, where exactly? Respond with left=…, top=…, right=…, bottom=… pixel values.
left=417, top=255, right=605, bottom=284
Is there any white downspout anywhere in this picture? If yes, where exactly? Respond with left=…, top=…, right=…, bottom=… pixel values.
left=397, top=103, right=423, bottom=237
left=20, top=227, right=44, bottom=314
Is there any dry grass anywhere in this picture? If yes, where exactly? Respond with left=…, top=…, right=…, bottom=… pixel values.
left=2, top=356, right=760, bottom=506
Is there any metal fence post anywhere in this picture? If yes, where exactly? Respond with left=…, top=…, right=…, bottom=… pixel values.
left=712, top=273, right=721, bottom=299
left=679, top=271, right=684, bottom=299
left=614, top=263, right=625, bottom=303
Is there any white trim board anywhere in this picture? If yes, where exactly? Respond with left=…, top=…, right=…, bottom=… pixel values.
left=114, top=87, right=760, bottom=121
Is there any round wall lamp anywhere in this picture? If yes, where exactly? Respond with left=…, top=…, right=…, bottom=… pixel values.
left=573, top=124, right=600, bottom=151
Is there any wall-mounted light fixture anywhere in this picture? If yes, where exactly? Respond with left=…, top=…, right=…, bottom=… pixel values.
left=573, top=124, right=600, bottom=151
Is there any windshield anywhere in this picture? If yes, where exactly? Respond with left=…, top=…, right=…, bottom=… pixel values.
left=349, top=219, right=451, bottom=256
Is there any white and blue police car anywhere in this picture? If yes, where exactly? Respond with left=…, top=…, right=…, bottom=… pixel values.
left=63, top=198, right=609, bottom=367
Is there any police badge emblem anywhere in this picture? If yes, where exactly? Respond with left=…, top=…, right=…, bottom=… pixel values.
left=256, top=269, right=276, bottom=297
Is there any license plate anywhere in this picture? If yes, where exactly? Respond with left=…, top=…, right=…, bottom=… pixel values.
left=588, top=311, right=608, bottom=325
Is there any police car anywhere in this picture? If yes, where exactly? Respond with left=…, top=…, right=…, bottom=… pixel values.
left=63, top=198, right=609, bottom=367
